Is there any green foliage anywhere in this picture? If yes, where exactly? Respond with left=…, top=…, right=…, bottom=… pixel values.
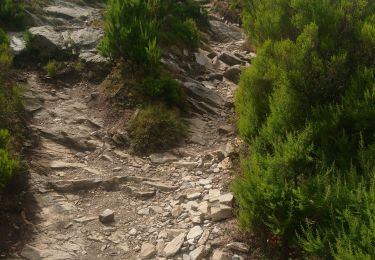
left=0, top=28, right=9, bottom=45
left=100, top=0, right=206, bottom=63
left=99, top=0, right=159, bottom=67
left=23, top=30, right=36, bottom=53
left=100, top=0, right=205, bottom=103
left=0, top=31, right=19, bottom=190
left=128, top=104, right=186, bottom=153
left=235, top=0, right=375, bottom=258
left=0, top=0, right=25, bottom=29
left=45, top=60, right=57, bottom=78
left=0, top=129, right=18, bottom=189
left=141, top=73, right=182, bottom=105
left=160, top=18, right=200, bottom=48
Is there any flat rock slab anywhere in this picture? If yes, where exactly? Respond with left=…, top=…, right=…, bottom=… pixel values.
left=44, top=5, right=94, bottom=20
left=183, top=80, right=225, bottom=108
left=209, top=20, right=243, bottom=42
left=140, top=243, right=156, bottom=259
left=163, top=233, right=186, bottom=257
left=48, top=176, right=128, bottom=192
left=149, top=153, right=179, bottom=164
left=21, top=244, right=76, bottom=260
left=143, top=181, right=179, bottom=191
left=189, top=245, right=210, bottom=260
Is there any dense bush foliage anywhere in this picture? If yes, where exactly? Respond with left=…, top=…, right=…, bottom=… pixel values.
left=0, top=28, right=20, bottom=189
left=0, top=130, right=18, bottom=189
left=234, top=0, right=375, bottom=258
left=128, top=104, right=186, bottom=153
left=0, top=0, right=25, bottom=29
left=100, top=0, right=206, bottom=103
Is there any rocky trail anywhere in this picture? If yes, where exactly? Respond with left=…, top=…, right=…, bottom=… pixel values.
left=7, top=1, right=255, bottom=259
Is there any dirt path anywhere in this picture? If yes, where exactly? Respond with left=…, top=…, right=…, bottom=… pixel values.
left=12, top=1, right=254, bottom=259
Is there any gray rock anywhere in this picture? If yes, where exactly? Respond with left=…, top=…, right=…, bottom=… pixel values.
left=44, top=5, right=94, bottom=20
left=195, top=49, right=213, bottom=70
left=49, top=178, right=102, bottom=192
left=183, top=80, right=224, bottom=108
left=189, top=245, right=210, bottom=260
left=99, top=209, right=115, bottom=223
left=210, top=204, right=233, bottom=221
left=143, top=181, right=179, bottom=191
left=212, top=250, right=231, bottom=260
left=9, top=32, right=26, bottom=55
left=29, top=26, right=65, bottom=54
left=74, top=216, right=97, bottom=223
left=208, top=189, right=221, bottom=202
left=187, top=192, right=202, bottom=200
left=150, top=153, right=179, bottom=164
left=70, top=28, right=103, bottom=48
left=197, top=230, right=210, bottom=245
left=140, top=243, right=156, bottom=259
left=209, top=21, right=243, bottom=42
left=21, top=245, right=75, bottom=260
left=218, top=52, right=243, bottom=66
left=163, top=233, right=186, bottom=257
left=223, top=65, right=241, bottom=83
left=137, top=208, right=150, bottom=215
left=174, top=161, right=199, bottom=169
left=212, top=56, right=229, bottom=71
left=150, top=206, right=164, bottom=214
left=226, top=242, right=249, bottom=253
left=20, top=245, right=42, bottom=260
left=219, top=193, right=234, bottom=206
left=79, top=52, right=109, bottom=67
left=186, top=226, right=203, bottom=240
left=218, top=125, right=235, bottom=135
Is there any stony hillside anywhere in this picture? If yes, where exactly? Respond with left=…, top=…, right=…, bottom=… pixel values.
left=3, top=0, right=256, bottom=259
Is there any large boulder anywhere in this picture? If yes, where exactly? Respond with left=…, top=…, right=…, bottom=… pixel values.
left=182, top=80, right=225, bottom=108
left=69, top=28, right=104, bottom=48
left=29, top=26, right=65, bottom=54
left=223, top=65, right=241, bottom=83
left=218, top=52, right=244, bottom=66
left=209, top=20, right=243, bottom=42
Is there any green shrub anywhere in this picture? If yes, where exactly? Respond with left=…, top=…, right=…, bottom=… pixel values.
left=141, top=72, right=182, bottom=105
left=99, top=0, right=159, bottom=68
left=160, top=18, right=200, bottom=48
left=23, top=29, right=37, bottom=54
left=0, top=129, right=18, bottom=189
left=100, top=0, right=205, bottom=103
left=0, top=28, right=9, bottom=45
left=45, top=60, right=57, bottom=78
left=128, top=104, right=186, bottom=153
left=235, top=0, right=375, bottom=258
left=0, top=0, right=25, bottom=29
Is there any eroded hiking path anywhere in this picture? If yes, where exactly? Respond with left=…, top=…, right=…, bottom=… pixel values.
left=16, top=1, right=253, bottom=259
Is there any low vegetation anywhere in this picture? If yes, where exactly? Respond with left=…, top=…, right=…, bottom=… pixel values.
left=0, top=0, right=25, bottom=29
left=99, top=0, right=206, bottom=103
left=128, top=104, right=186, bottom=154
left=45, top=60, right=58, bottom=78
left=0, top=29, right=21, bottom=189
left=234, top=0, right=375, bottom=258
left=100, top=0, right=207, bottom=153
